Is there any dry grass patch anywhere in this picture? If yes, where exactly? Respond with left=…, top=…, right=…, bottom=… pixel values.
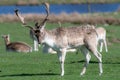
left=0, top=13, right=120, bottom=25
left=111, top=38, right=120, bottom=43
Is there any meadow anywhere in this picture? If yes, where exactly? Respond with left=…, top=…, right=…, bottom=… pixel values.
left=0, top=22, right=120, bottom=80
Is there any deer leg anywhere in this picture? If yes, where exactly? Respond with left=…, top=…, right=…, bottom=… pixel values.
left=97, top=51, right=103, bottom=76
left=91, top=48, right=103, bottom=76
left=34, top=40, right=39, bottom=51
left=99, top=41, right=103, bottom=52
left=104, top=39, right=108, bottom=52
left=80, top=47, right=91, bottom=76
left=57, top=49, right=67, bottom=76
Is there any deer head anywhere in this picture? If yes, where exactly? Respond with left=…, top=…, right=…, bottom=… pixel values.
left=2, top=34, right=10, bottom=45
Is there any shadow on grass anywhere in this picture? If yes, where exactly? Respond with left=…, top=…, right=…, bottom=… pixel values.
left=0, top=73, right=59, bottom=77
left=69, top=60, right=120, bottom=64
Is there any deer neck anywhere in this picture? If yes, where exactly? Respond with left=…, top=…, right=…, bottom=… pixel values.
left=4, top=38, right=10, bottom=46
left=43, top=30, right=55, bottom=48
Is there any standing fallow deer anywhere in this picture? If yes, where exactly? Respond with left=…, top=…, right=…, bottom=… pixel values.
left=2, top=34, right=32, bottom=53
left=84, top=24, right=108, bottom=52
left=29, top=23, right=40, bottom=51
left=96, top=27, right=108, bottom=52
left=58, top=23, right=108, bottom=53
left=15, top=2, right=103, bottom=76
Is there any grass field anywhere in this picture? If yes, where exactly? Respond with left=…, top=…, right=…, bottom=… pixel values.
left=0, top=22, right=120, bottom=80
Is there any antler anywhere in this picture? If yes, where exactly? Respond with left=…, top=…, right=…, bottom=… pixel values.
left=15, top=9, right=26, bottom=25
left=14, top=2, right=50, bottom=29
left=44, top=2, right=49, bottom=18
left=14, top=9, right=34, bottom=30
left=39, top=2, right=50, bottom=27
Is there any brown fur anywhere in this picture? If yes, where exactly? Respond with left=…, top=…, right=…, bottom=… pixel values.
left=2, top=35, right=32, bottom=53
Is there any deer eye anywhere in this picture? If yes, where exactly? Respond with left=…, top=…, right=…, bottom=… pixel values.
left=37, top=26, right=39, bottom=28
left=35, top=30, right=40, bottom=33
left=6, top=36, right=8, bottom=38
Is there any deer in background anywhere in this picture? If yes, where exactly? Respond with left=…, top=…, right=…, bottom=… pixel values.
left=2, top=34, right=32, bottom=53
left=96, top=27, right=108, bottom=52
left=15, top=2, right=103, bottom=76
left=14, top=9, right=39, bottom=52
left=29, top=23, right=40, bottom=51
left=29, top=22, right=57, bottom=53
left=85, top=24, right=108, bottom=52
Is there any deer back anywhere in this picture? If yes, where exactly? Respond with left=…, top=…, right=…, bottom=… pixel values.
left=7, top=42, right=32, bottom=53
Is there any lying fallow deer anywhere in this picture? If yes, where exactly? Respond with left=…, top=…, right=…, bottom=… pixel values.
left=15, top=2, right=103, bottom=76
left=2, top=34, right=32, bottom=53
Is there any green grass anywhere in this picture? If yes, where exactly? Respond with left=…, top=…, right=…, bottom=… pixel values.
left=0, top=22, right=120, bottom=80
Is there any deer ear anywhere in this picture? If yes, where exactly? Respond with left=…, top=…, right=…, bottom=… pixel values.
left=35, top=22, right=39, bottom=28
